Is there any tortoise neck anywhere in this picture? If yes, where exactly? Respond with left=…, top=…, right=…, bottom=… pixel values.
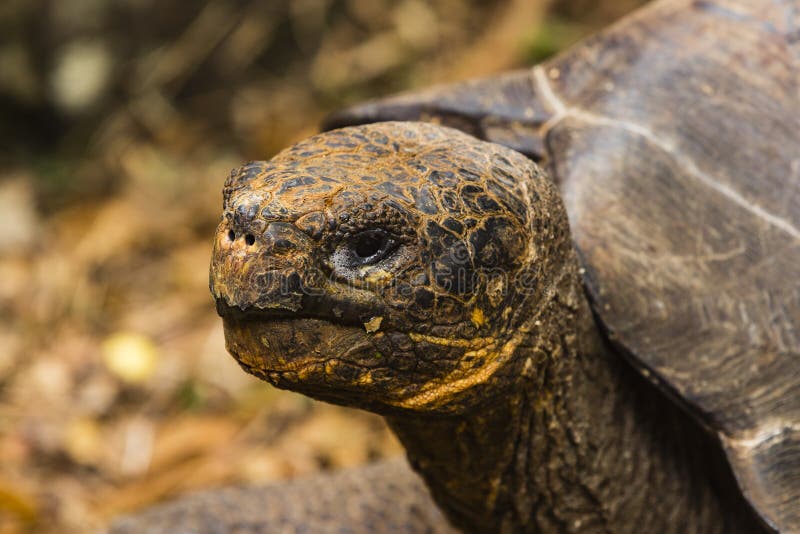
left=386, top=389, right=531, bottom=532
left=386, top=272, right=757, bottom=533
left=386, top=258, right=585, bottom=532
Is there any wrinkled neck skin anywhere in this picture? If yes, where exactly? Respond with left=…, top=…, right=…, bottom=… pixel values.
left=387, top=267, right=763, bottom=534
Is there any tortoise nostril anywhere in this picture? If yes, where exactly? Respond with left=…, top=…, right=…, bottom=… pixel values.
left=245, top=234, right=255, bottom=246
left=228, top=230, right=235, bottom=241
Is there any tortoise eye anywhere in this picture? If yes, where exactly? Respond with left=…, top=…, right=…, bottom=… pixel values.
left=353, top=231, right=385, bottom=259
left=350, top=230, right=396, bottom=264
left=331, top=229, right=400, bottom=276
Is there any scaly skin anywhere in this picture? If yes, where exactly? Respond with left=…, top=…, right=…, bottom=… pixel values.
left=210, top=122, right=765, bottom=533
left=109, top=458, right=454, bottom=534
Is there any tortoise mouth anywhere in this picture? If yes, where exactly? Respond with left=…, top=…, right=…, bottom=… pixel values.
left=217, top=301, right=379, bottom=375
left=215, top=300, right=498, bottom=416
left=214, top=298, right=365, bottom=329
left=219, top=310, right=408, bottom=410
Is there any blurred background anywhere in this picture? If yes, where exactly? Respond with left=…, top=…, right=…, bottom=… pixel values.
left=0, top=0, right=644, bottom=531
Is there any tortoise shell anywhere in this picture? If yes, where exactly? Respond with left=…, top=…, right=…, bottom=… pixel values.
left=324, top=0, right=800, bottom=530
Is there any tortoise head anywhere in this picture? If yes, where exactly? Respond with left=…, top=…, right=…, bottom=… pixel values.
left=210, top=122, right=575, bottom=415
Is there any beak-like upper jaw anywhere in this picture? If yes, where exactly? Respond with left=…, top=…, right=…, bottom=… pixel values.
left=209, top=217, right=319, bottom=313
left=210, top=217, right=390, bottom=326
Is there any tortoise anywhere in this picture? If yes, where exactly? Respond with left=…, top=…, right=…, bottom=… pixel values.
left=206, top=0, right=800, bottom=531
left=113, top=0, right=800, bottom=532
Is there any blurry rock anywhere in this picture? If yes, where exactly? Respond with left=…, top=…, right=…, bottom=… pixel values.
left=50, top=40, right=112, bottom=114
left=0, top=176, right=38, bottom=255
left=101, top=332, right=159, bottom=384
